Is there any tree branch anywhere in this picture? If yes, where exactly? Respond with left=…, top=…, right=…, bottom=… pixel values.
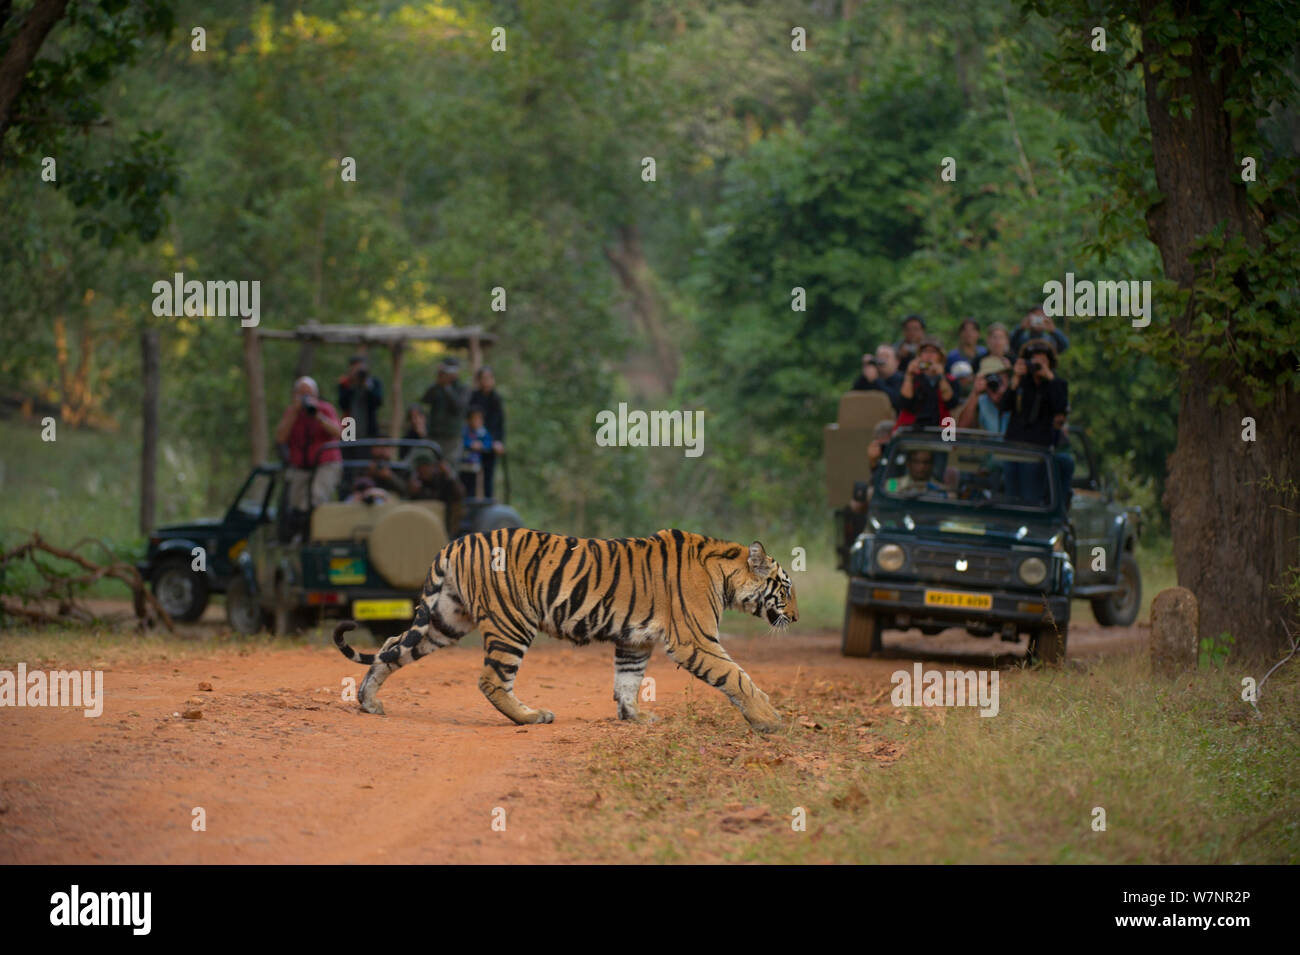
left=0, top=0, right=71, bottom=144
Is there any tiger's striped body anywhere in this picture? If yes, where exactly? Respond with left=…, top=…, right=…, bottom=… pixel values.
left=333, top=528, right=796, bottom=732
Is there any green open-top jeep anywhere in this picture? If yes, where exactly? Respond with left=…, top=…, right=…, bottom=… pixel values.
left=830, top=416, right=1140, bottom=663
left=222, top=438, right=522, bottom=637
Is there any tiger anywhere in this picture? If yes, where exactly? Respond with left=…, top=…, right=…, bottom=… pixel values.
left=332, top=528, right=797, bottom=732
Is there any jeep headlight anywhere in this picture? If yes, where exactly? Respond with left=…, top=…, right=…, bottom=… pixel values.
left=876, top=543, right=905, bottom=573
left=1050, top=533, right=1065, bottom=553
left=1019, top=556, right=1048, bottom=586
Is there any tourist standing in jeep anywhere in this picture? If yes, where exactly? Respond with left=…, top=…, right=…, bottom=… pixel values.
left=274, top=377, right=343, bottom=519
left=421, top=358, right=470, bottom=468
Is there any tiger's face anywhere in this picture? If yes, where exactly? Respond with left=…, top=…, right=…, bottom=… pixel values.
left=739, top=541, right=798, bottom=629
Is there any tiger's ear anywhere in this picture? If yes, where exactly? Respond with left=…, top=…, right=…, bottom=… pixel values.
left=748, top=541, right=770, bottom=573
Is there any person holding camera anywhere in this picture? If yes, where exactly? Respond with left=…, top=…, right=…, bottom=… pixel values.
left=999, top=341, right=1068, bottom=504
left=956, top=354, right=1013, bottom=433
left=337, top=354, right=384, bottom=446
left=274, top=376, right=343, bottom=515
left=895, top=339, right=954, bottom=430
left=851, top=344, right=903, bottom=408
left=1010, top=307, right=1070, bottom=357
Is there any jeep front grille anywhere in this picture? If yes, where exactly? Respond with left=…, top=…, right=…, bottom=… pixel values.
left=912, top=546, right=1015, bottom=586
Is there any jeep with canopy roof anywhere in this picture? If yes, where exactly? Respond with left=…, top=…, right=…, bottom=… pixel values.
left=225, top=437, right=522, bottom=637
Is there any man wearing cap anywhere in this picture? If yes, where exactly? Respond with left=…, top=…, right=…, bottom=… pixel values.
left=421, top=358, right=470, bottom=468
left=274, top=376, right=343, bottom=515
left=408, top=449, right=466, bottom=534
left=337, top=354, right=384, bottom=446
left=948, top=359, right=975, bottom=407
left=957, top=354, right=1013, bottom=434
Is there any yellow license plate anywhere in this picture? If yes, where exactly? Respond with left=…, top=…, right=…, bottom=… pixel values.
left=924, top=590, right=992, bottom=610
left=353, top=599, right=413, bottom=621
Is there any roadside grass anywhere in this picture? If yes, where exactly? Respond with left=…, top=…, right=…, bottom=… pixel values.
left=0, top=418, right=235, bottom=600
left=0, top=623, right=310, bottom=670
left=563, top=651, right=1299, bottom=863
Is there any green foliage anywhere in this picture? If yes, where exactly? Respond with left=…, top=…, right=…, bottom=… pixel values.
left=0, top=0, right=1201, bottom=545
left=1199, top=631, right=1234, bottom=668
left=2, top=0, right=179, bottom=243
left=1026, top=0, right=1300, bottom=403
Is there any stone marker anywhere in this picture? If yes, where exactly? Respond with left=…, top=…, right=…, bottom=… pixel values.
left=1150, top=587, right=1198, bottom=676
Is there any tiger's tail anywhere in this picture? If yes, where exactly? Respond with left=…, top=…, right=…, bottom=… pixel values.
left=332, top=620, right=375, bottom=665
left=332, top=545, right=453, bottom=667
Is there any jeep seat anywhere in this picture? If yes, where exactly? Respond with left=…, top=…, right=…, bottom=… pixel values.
left=823, top=390, right=894, bottom=508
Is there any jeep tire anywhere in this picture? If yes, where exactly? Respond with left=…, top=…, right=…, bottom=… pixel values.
left=151, top=560, right=209, bottom=622
left=843, top=592, right=883, bottom=657
left=1091, top=551, right=1141, bottom=627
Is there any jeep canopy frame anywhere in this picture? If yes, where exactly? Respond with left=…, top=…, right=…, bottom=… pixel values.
left=242, top=321, right=498, bottom=467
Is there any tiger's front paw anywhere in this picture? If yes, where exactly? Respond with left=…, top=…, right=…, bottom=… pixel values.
left=619, top=709, right=658, bottom=725
left=744, top=701, right=783, bottom=734
left=521, top=708, right=554, bottom=724
left=359, top=698, right=385, bottom=716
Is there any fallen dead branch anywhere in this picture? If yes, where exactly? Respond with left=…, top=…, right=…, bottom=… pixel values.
left=0, top=532, right=173, bottom=631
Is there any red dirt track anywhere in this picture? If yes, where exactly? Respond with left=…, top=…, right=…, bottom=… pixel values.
left=0, top=623, right=1142, bottom=863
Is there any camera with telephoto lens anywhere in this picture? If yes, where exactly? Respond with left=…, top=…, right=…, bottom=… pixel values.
left=985, top=372, right=1002, bottom=391
left=301, top=395, right=317, bottom=415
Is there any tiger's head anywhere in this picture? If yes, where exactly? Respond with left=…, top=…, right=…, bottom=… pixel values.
left=737, top=541, right=798, bottom=629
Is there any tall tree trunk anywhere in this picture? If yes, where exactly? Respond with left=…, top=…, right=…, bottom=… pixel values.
left=0, top=0, right=70, bottom=147
left=1138, top=0, right=1299, bottom=658
left=140, top=329, right=160, bottom=537
left=604, top=224, right=678, bottom=399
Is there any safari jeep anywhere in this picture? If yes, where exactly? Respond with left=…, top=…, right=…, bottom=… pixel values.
left=825, top=395, right=1140, bottom=663
left=139, top=465, right=280, bottom=621
left=225, top=438, right=522, bottom=637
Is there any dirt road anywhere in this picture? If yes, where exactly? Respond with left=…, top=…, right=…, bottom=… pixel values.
left=0, top=621, right=1143, bottom=864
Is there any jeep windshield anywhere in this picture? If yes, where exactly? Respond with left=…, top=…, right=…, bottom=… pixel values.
left=878, top=438, right=1058, bottom=511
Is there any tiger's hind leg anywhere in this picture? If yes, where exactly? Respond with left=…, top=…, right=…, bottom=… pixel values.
left=664, top=632, right=783, bottom=733
left=358, top=577, right=473, bottom=715
left=613, top=642, right=655, bottom=723
left=477, top=620, right=554, bottom=725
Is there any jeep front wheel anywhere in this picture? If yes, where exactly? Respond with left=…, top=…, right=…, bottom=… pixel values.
left=842, top=591, right=883, bottom=658
left=151, top=561, right=209, bottom=622
left=1091, top=552, right=1142, bottom=627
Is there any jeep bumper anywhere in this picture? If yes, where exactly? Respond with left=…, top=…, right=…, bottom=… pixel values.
left=848, top=576, right=1070, bottom=629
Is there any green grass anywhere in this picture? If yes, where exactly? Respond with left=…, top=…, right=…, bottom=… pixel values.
left=0, top=622, right=310, bottom=669
left=0, top=418, right=241, bottom=600
left=564, top=652, right=1300, bottom=863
